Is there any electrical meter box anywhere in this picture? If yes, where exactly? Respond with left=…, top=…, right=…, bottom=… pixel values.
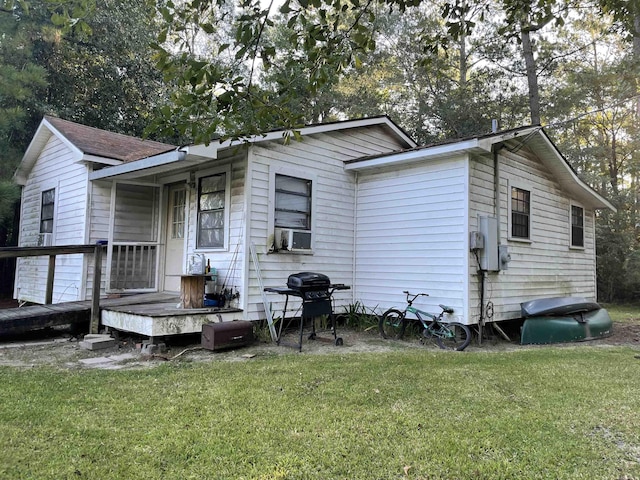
left=478, top=216, right=499, bottom=271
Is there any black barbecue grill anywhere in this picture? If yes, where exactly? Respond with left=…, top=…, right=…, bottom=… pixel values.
left=265, top=272, right=350, bottom=351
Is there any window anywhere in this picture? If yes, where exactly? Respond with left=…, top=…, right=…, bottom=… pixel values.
left=511, top=187, right=530, bottom=239
left=275, top=174, right=311, bottom=229
left=171, top=188, right=186, bottom=239
left=571, top=205, right=584, bottom=248
left=197, top=174, right=225, bottom=248
left=40, top=188, right=55, bottom=234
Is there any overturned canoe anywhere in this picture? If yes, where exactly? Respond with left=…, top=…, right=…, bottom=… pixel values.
left=520, top=296, right=601, bottom=318
left=520, top=308, right=613, bottom=345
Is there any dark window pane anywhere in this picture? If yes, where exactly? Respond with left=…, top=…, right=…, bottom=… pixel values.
left=40, top=188, right=55, bottom=234
left=200, top=175, right=225, bottom=193
left=511, top=187, right=530, bottom=239
left=275, top=211, right=309, bottom=229
left=199, top=192, right=225, bottom=211
left=42, top=189, right=55, bottom=205
left=198, top=227, right=224, bottom=248
left=197, top=174, right=225, bottom=248
left=41, top=219, right=53, bottom=234
left=200, top=211, right=224, bottom=229
left=571, top=205, right=584, bottom=247
left=275, top=174, right=311, bottom=229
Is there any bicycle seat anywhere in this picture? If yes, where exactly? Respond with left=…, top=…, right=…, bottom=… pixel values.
left=439, top=305, right=454, bottom=314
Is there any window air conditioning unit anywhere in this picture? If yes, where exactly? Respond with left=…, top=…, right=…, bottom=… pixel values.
left=37, top=233, right=53, bottom=247
left=274, top=228, right=312, bottom=251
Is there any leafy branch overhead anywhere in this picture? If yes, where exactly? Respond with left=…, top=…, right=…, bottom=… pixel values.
left=34, top=0, right=638, bottom=142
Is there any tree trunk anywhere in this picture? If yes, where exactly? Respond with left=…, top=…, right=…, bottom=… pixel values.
left=634, top=12, right=640, bottom=118
left=521, top=26, right=541, bottom=125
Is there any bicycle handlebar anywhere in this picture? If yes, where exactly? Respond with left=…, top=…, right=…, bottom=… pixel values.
left=403, top=290, right=429, bottom=305
left=403, top=291, right=454, bottom=314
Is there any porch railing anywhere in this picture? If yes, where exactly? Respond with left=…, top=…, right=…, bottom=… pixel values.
left=109, top=242, right=158, bottom=291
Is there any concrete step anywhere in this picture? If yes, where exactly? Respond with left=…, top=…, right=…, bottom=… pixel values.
left=79, top=334, right=116, bottom=351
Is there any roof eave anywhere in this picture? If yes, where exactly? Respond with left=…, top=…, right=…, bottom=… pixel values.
left=13, top=118, right=84, bottom=186
left=344, top=139, right=485, bottom=171
left=189, top=116, right=417, bottom=154
left=525, top=130, right=615, bottom=212
left=88, top=150, right=188, bottom=181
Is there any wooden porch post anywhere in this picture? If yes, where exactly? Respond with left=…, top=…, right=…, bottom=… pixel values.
left=45, top=254, right=56, bottom=304
left=90, top=244, right=103, bottom=334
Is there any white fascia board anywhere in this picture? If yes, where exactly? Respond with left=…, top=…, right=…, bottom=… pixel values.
left=88, top=150, right=185, bottom=180
left=182, top=143, right=220, bottom=159
left=80, top=154, right=124, bottom=166
left=185, top=117, right=416, bottom=155
left=42, top=118, right=85, bottom=160
left=13, top=118, right=84, bottom=185
left=535, top=132, right=616, bottom=212
left=344, top=139, right=484, bottom=171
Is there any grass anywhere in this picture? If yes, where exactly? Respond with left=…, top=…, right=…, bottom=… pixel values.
left=1, top=346, right=640, bottom=479
left=604, top=303, right=640, bottom=324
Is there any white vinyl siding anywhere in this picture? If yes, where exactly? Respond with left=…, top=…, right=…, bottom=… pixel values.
left=468, top=150, right=598, bottom=323
left=15, top=135, right=89, bottom=304
left=354, top=157, right=469, bottom=323
left=181, top=151, right=246, bottom=304
left=245, top=125, right=407, bottom=321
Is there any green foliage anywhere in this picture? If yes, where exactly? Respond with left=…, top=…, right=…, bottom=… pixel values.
left=1, top=347, right=640, bottom=478
left=339, top=301, right=379, bottom=330
left=11, top=0, right=640, bottom=302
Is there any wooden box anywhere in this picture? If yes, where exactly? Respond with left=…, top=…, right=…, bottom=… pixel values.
left=201, top=321, right=254, bottom=351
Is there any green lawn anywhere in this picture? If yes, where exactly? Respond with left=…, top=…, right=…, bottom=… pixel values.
left=605, top=303, right=640, bottom=324
left=1, top=345, right=639, bottom=479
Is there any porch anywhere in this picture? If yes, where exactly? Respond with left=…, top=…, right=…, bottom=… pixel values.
left=100, top=292, right=243, bottom=340
left=0, top=292, right=243, bottom=340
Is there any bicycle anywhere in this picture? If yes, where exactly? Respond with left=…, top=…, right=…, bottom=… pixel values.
left=378, top=291, right=471, bottom=351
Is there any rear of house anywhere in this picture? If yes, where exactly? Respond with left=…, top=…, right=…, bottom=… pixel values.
left=349, top=127, right=613, bottom=325
left=13, top=116, right=612, bottom=335
left=13, top=115, right=415, bottom=322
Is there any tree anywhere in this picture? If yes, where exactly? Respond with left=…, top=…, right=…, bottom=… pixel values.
left=0, top=2, right=48, bottom=246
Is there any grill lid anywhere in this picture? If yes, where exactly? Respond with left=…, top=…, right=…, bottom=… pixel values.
left=287, top=272, right=331, bottom=291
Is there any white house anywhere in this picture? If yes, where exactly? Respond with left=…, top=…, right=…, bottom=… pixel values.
left=13, top=116, right=613, bottom=335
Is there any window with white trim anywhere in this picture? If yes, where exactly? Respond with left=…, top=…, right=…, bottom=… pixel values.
left=571, top=204, right=584, bottom=248
left=275, top=174, right=311, bottom=230
left=510, top=186, right=530, bottom=240
left=197, top=173, right=226, bottom=248
left=40, top=188, right=55, bottom=234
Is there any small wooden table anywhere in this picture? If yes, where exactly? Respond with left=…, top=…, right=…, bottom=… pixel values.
left=180, top=274, right=213, bottom=309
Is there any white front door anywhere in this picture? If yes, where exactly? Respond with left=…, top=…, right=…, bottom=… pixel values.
left=164, top=185, right=187, bottom=292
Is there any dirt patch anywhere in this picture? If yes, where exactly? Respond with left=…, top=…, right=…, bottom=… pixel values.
left=0, top=321, right=638, bottom=370
left=602, top=322, right=640, bottom=345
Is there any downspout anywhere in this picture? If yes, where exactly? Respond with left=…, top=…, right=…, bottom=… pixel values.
left=478, top=137, right=503, bottom=344
left=482, top=141, right=505, bottom=342
left=352, top=171, right=358, bottom=305
left=494, top=144, right=502, bottom=250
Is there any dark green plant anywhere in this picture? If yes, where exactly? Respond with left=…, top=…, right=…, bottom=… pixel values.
left=339, top=302, right=379, bottom=331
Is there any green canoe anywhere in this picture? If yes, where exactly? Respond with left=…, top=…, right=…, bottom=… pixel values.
left=520, top=308, right=613, bottom=345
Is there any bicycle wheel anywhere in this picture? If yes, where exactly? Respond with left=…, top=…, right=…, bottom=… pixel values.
left=379, top=309, right=406, bottom=339
left=435, top=322, right=471, bottom=351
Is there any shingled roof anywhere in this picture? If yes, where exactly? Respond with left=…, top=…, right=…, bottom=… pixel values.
left=45, top=116, right=176, bottom=163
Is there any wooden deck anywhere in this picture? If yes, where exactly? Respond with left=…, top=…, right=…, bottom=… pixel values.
left=0, top=292, right=244, bottom=339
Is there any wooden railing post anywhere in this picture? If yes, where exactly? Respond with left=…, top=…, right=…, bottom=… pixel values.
left=90, top=244, right=103, bottom=334
left=45, top=254, right=56, bottom=304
